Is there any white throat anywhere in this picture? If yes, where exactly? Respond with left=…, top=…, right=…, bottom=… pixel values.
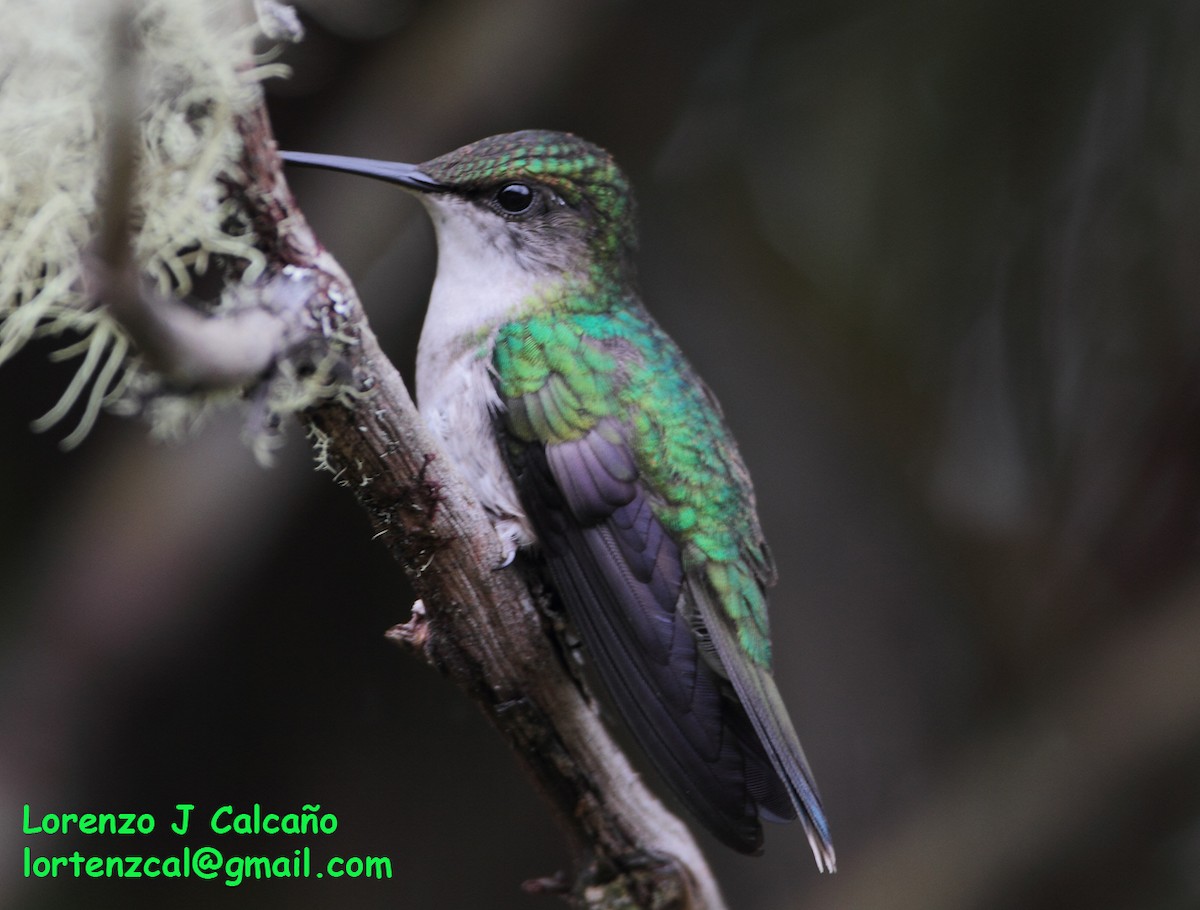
left=414, top=195, right=543, bottom=396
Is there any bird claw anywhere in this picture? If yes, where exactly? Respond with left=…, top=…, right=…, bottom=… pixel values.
left=493, top=519, right=522, bottom=569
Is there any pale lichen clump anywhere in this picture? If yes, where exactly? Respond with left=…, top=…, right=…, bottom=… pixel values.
left=0, top=0, right=295, bottom=449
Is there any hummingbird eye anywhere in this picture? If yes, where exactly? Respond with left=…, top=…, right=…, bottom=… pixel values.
left=494, top=182, right=535, bottom=215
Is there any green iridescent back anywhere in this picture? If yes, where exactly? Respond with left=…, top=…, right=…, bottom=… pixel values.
left=492, top=280, right=776, bottom=666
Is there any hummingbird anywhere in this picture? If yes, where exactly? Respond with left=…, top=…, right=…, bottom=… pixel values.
left=281, top=131, right=834, bottom=868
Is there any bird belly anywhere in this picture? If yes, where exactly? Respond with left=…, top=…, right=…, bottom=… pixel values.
left=416, top=351, right=535, bottom=557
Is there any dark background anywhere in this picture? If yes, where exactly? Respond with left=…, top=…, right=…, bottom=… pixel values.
left=3, top=1, right=1200, bottom=907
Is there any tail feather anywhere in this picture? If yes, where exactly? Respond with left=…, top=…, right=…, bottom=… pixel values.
left=695, top=585, right=836, bottom=871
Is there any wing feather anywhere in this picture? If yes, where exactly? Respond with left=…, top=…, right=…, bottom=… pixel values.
left=530, top=439, right=763, bottom=849
left=517, top=422, right=797, bottom=853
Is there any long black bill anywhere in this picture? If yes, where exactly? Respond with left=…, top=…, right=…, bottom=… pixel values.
left=279, top=151, right=445, bottom=192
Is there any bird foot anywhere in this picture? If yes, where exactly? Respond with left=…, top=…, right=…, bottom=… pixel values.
left=493, top=519, right=524, bottom=568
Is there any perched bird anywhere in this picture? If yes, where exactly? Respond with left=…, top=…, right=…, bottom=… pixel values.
left=282, top=131, right=834, bottom=868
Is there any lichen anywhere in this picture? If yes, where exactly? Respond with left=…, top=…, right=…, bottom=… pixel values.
left=0, top=0, right=293, bottom=448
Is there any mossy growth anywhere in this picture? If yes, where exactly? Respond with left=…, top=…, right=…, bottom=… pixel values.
left=0, top=0, right=297, bottom=450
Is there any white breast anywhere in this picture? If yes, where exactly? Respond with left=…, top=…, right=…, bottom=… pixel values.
left=417, top=345, right=532, bottom=549
left=413, top=194, right=541, bottom=557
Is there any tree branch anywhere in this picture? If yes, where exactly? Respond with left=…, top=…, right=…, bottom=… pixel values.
left=105, top=89, right=727, bottom=909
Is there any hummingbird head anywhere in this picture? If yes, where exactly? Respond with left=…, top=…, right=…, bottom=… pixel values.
left=282, top=130, right=638, bottom=286
left=414, top=130, right=637, bottom=278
